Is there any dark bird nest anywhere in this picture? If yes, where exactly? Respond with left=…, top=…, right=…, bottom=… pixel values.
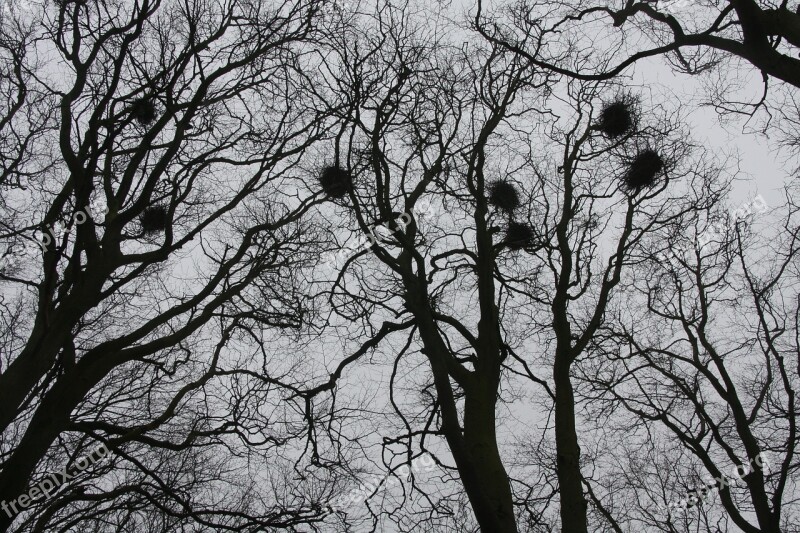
left=623, top=149, right=664, bottom=192
left=598, top=100, right=635, bottom=138
left=505, top=222, right=535, bottom=250
left=139, top=205, right=169, bottom=234
left=318, top=165, right=353, bottom=198
left=130, top=98, right=157, bottom=126
left=488, top=180, right=521, bottom=212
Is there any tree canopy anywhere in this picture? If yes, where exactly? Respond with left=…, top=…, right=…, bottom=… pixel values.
left=0, top=0, right=796, bottom=532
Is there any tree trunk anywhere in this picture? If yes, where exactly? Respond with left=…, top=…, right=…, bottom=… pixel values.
left=0, top=360, right=104, bottom=532
left=460, top=384, right=517, bottom=532
left=553, top=354, right=587, bottom=533
left=423, top=341, right=517, bottom=532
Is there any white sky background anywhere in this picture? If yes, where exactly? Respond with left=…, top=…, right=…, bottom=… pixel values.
left=310, top=1, right=795, bottom=530
left=0, top=0, right=793, bottom=530
left=635, top=59, right=788, bottom=206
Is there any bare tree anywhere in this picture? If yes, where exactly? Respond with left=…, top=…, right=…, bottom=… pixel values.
left=578, top=183, right=798, bottom=532
left=1, top=1, right=788, bottom=532
left=472, top=0, right=800, bottom=159
left=0, top=0, right=351, bottom=530
left=283, top=3, right=728, bottom=530
left=474, top=0, right=800, bottom=89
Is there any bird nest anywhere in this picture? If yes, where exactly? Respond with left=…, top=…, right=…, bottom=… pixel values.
left=130, top=98, right=157, bottom=126
left=139, top=205, right=169, bottom=234
left=505, top=222, right=535, bottom=250
left=318, top=165, right=353, bottom=199
left=598, top=99, right=635, bottom=139
left=623, top=149, right=664, bottom=192
left=488, top=180, right=521, bottom=212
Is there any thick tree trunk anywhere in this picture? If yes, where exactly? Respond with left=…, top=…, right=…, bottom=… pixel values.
left=0, top=322, right=70, bottom=432
left=0, top=264, right=108, bottom=434
left=553, top=355, right=587, bottom=533
left=461, top=385, right=517, bottom=532
left=419, top=330, right=517, bottom=532
left=0, top=360, right=104, bottom=532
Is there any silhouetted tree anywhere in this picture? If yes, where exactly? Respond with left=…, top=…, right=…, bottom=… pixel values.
left=475, top=0, right=800, bottom=90
left=285, top=3, right=728, bottom=531
left=580, top=186, right=795, bottom=532
left=0, top=0, right=348, bottom=530
left=1, top=1, right=790, bottom=532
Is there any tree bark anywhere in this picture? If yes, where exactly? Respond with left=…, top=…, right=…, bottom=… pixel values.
left=553, top=352, right=587, bottom=533
left=0, top=359, right=103, bottom=532
left=462, top=382, right=517, bottom=532
left=413, top=295, right=517, bottom=532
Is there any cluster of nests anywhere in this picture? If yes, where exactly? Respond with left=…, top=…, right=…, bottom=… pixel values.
left=316, top=162, right=536, bottom=251
left=487, top=180, right=535, bottom=251
left=128, top=97, right=167, bottom=235
left=315, top=97, right=664, bottom=252
left=316, top=162, right=538, bottom=251
left=597, top=97, right=666, bottom=193
left=484, top=97, right=667, bottom=252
